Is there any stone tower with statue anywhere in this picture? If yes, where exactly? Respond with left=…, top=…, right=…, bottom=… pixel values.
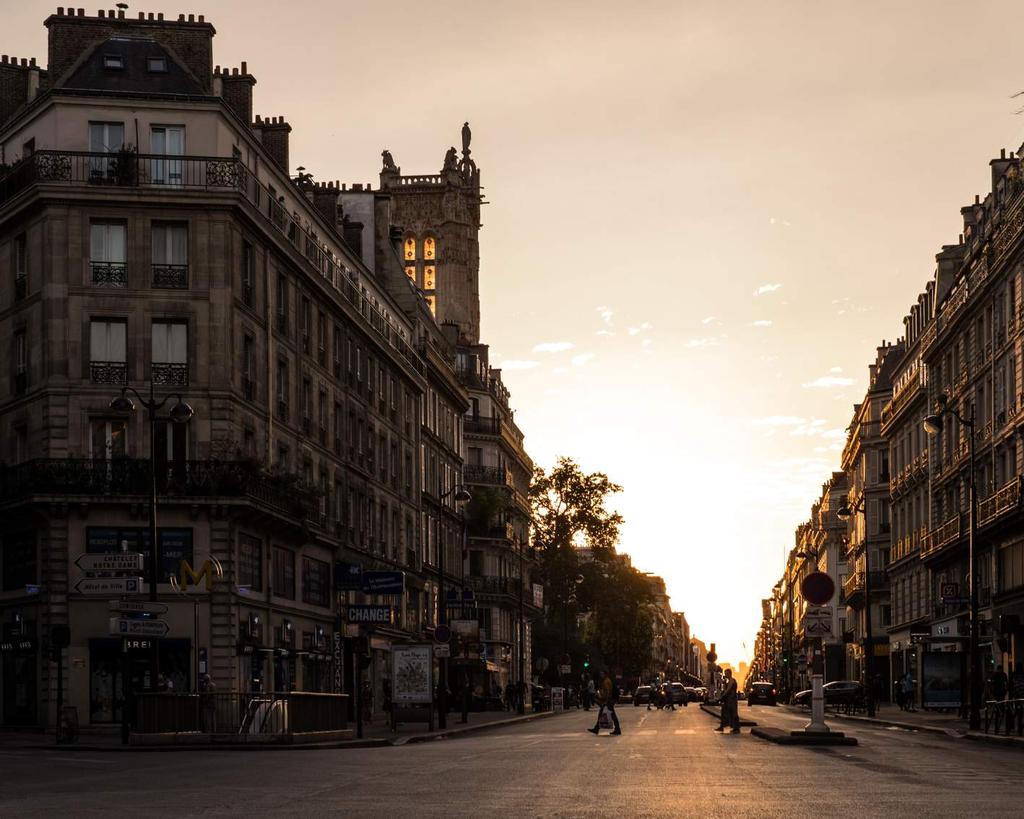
left=378, top=122, right=483, bottom=343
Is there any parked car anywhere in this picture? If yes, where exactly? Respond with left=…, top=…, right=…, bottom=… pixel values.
left=693, top=686, right=708, bottom=702
left=793, top=680, right=864, bottom=708
left=632, top=685, right=653, bottom=706
left=746, top=681, right=777, bottom=706
left=683, top=686, right=698, bottom=702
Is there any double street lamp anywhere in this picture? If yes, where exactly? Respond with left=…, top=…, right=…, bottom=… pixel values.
left=837, top=498, right=876, bottom=718
left=109, top=383, right=194, bottom=692
left=923, top=394, right=981, bottom=731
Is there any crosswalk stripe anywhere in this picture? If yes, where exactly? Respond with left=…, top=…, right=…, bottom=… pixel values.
left=674, top=729, right=695, bottom=735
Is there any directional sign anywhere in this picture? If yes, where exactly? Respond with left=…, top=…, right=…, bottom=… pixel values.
left=361, top=571, right=405, bottom=595
left=76, top=553, right=144, bottom=574
left=804, top=619, right=833, bottom=636
left=109, top=617, right=169, bottom=638
left=109, top=599, right=168, bottom=615
left=76, top=577, right=143, bottom=596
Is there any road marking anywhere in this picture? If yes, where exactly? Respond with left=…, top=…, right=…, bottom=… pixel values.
left=674, top=729, right=695, bottom=735
left=47, top=756, right=114, bottom=764
left=638, top=729, right=657, bottom=736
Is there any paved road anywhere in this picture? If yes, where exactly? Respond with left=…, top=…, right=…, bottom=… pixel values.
left=1, top=704, right=1022, bottom=818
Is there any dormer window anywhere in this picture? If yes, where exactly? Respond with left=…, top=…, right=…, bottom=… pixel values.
left=147, top=57, right=167, bottom=73
left=103, top=54, right=124, bottom=70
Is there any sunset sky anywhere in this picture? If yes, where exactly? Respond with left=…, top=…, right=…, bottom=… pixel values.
left=11, top=0, right=1024, bottom=665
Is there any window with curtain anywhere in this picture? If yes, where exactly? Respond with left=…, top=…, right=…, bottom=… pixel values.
left=151, top=222, right=189, bottom=288
left=89, top=222, right=127, bottom=287
left=88, top=122, right=125, bottom=181
left=152, top=321, right=188, bottom=385
left=89, top=320, right=127, bottom=384
left=150, top=126, right=184, bottom=186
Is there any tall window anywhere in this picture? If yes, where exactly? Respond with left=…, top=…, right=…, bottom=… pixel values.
left=276, top=359, right=289, bottom=421
left=91, top=418, right=127, bottom=460
left=317, top=312, right=327, bottom=364
left=90, top=222, right=127, bottom=287
left=238, top=534, right=262, bottom=591
left=272, top=547, right=295, bottom=599
left=424, top=237, right=436, bottom=260
left=88, top=121, right=124, bottom=181
left=276, top=274, right=288, bottom=333
left=404, top=237, right=416, bottom=261
left=241, top=240, right=255, bottom=306
left=242, top=334, right=255, bottom=400
left=13, top=329, right=27, bottom=396
left=301, top=297, right=311, bottom=353
left=152, top=321, right=188, bottom=385
left=150, top=126, right=184, bottom=186
left=424, top=266, right=436, bottom=290
left=301, top=377, right=312, bottom=432
left=302, top=557, right=330, bottom=607
left=90, top=320, right=127, bottom=384
left=14, top=233, right=27, bottom=300
left=152, top=222, right=188, bottom=288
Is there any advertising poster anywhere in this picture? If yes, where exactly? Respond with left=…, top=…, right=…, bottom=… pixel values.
left=392, top=644, right=433, bottom=704
left=921, top=652, right=963, bottom=709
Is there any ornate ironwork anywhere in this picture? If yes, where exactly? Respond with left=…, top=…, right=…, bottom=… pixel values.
left=152, top=362, right=188, bottom=386
left=34, top=152, right=72, bottom=182
left=90, top=361, right=127, bottom=384
left=151, top=264, right=189, bottom=289
left=205, top=159, right=240, bottom=188
left=91, top=262, right=127, bottom=287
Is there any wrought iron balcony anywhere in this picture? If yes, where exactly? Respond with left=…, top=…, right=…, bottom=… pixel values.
left=978, top=477, right=1021, bottom=527
left=0, top=458, right=318, bottom=521
left=465, top=415, right=501, bottom=436
left=469, top=521, right=515, bottom=541
left=843, top=570, right=887, bottom=610
left=922, top=513, right=962, bottom=558
left=151, top=263, right=189, bottom=289
left=91, top=261, right=127, bottom=288
left=90, top=360, right=127, bottom=385
left=463, top=464, right=514, bottom=487
left=152, top=362, right=188, bottom=386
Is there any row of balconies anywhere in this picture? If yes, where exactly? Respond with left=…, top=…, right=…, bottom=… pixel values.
left=89, top=361, right=188, bottom=386
left=891, top=525, right=928, bottom=562
left=920, top=476, right=1022, bottom=559
left=889, top=450, right=929, bottom=496
left=88, top=262, right=189, bottom=289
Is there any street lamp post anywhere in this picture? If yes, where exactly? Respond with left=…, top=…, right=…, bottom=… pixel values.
left=109, top=383, right=194, bottom=694
left=837, top=498, right=875, bottom=718
left=924, top=395, right=981, bottom=730
left=518, top=537, right=526, bottom=715
left=786, top=550, right=814, bottom=702
left=435, top=481, right=471, bottom=730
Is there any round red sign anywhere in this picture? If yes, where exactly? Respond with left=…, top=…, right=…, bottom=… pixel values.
left=800, top=571, right=835, bottom=606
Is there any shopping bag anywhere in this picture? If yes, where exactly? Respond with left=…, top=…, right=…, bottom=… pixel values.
left=598, top=709, right=613, bottom=730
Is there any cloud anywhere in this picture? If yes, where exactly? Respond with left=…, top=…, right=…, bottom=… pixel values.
left=803, top=374, right=855, bottom=388
left=596, top=306, right=614, bottom=325
left=571, top=353, right=595, bottom=366
left=595, top=329, right=615, bottom=336
left=755, top=283, right=782, bottom=296
left=641, top=339, right=653, bottom=347
left=702, top=316, right=720, bottom=325
left=751, top=416, right=806, bottom=427
left=751, top=320, right=773, bottom=327
left=497, top=360, right=539, bottom=371
left=627, top=322, right=654, bottom=336
left=685, top=336, right=722, bottom=349
left=829, top=366, right=843, bottom=373
left=532, top=341, right=575, bottom=354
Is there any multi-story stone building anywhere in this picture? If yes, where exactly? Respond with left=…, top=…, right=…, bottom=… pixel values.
left=0, top=9, right=479, bottom=729
left=840, top=343, right=900, bottom=700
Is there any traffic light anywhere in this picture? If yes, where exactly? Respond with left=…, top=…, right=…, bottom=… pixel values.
left=583, top=654, right=590, bottom=669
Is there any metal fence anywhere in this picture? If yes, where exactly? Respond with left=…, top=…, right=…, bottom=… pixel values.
left=133, top=691, right=348, bottom=738
left=983, top=698, right=1024, bottom=735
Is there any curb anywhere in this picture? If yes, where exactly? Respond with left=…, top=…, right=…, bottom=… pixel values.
left=0, top=710, right=562, bottom=753
left=751, top=726, right=858, bottom=746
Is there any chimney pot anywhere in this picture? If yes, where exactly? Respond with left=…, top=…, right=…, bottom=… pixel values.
left=1002, top=148, right=1007, bottom=159
left=98, top=9, right=105, bottom=17
left=232, top=67, right=238, bottom=75
left=188, top=13, right=195, bottom=22
left=138, top=11, right=143, bottom=18
left=157, top=12, right=163, bottom=19
left=20, top=58, right=27, bottom=67
left=118, top=8, right=124, bottom=18
left=30, top=57, right=36, bottom=66
left=57, top=7, right=64, bottom=14
left=241, top=61, right=247, bottom=73
left=178, top=14, right=185, bottom=21
left=78, top=9, right=85, bottom=16
left=148, top=12, right=154, bottom=19
left=1, top=57, right=7, bottom=64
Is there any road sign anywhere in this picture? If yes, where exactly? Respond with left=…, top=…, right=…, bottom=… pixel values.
left=76, top=553, right=144, bottom=573
left=362, top=571, right=405, bottom=595
left=801, top=572, right=835, bottom=606
left=940, top=582, right=960, bottom=603
left=75, top=577, right=143, bottom=596
left=433, top=643, right=451, bottom=658
left=804, top=619, right=833, bottom=636
left=558, top=664, right=571, bottom=674
left=334, top=561, right=363, bottom=591
left=434, top=624, right=452, bottom=643
left=109, top=617, right=169, bottom=638
left=108, top=599, right=168, bottom=615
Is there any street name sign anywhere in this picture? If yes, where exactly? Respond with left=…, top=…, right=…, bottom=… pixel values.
left=109, top=617, right=169, bottom=638
left=75, top=577, right=143, bottom=596
left=76, top=553, right=144, bottom=574
left=109, top=599, right=168, bottom=615
left=361, top=571, right=405, bottom=595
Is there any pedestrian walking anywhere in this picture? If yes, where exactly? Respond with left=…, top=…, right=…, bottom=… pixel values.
left=901, top=671, right=915, bottom=712
left=585, top=677, right=595, bottom=711
left=587, top=670, right=621, bottom=735
left=714, top=668, right=740, bottom=734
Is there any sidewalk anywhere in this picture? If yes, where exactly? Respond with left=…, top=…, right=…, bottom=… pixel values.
left=783, top=703, right=1024, bottom=748
left=0, top=707, right=563, bottom=752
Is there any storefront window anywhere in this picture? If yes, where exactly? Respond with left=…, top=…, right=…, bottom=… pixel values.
left=89, top=638, right=190, bottom=723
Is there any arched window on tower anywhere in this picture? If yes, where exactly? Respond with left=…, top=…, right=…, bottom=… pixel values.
left=405, top=266, right=416, bottom=282
left=424, top=266, right=436, bottom=290
left=424, top=237, right=436, bottom=261
left=404, top=238, right=416, bottom=261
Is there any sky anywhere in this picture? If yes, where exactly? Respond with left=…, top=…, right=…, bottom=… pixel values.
left=10, top=0, right=1024, bottom=666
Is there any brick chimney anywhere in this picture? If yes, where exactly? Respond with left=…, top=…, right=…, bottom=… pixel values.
left=311, top=181, right=340, bottom=226
left=254, top=115, right=291, bottom=174
left=43, top=8, right=216, bottom=92
left=0, top=56, right=41, bottom=130
left=215, top=61, right=255, bottom=124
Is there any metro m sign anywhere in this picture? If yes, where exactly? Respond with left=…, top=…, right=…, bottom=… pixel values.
left=176, top=557, right=223, bottom=591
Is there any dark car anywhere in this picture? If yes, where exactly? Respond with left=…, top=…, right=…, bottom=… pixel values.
left=669, top=682, right=689, bottom=705
left=632, top=685, right=653, bottom=706
left=793, top=680, right=864, bottom=708
left=746, top=681, right=777, bottom=706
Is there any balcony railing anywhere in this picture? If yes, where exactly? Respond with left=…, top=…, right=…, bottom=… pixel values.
left=152, top=362, right=188, bottom=386
left=469, top=521, right=515, bottom=541
left=464, top=416, right=501, bottom=436
left=152, top=263, right=189, bottom=289
left=469, top=575, right=527, bottom=599
left=922, top=513, right=961, bottom=557
left=463, top=464, right=513, bottom=487
left=90, top=360, right=127, bottom=385
left=0, top=458, right=319, bottom=521
left=978, top=477, right=1021, bottom=527
left=91, top=261, right=127, bottom=287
